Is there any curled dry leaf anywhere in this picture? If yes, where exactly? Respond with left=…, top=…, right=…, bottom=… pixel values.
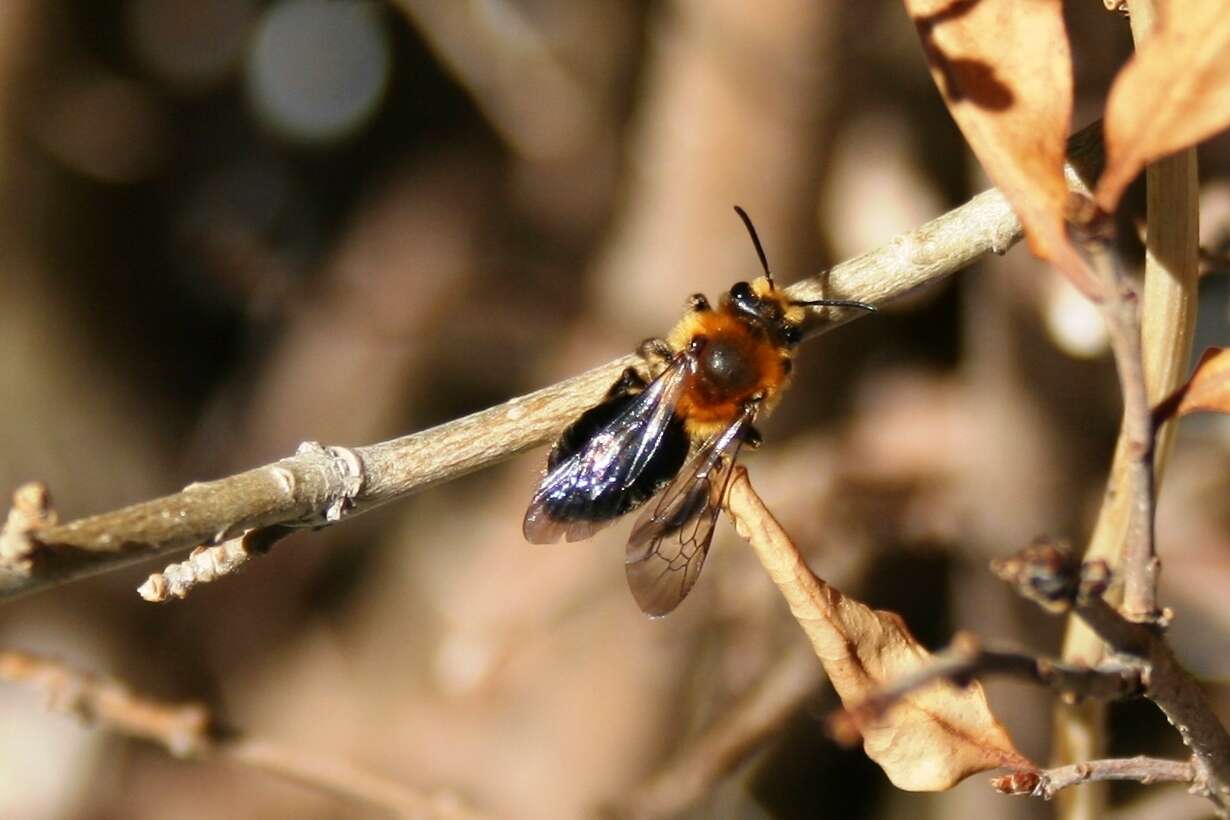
left=904, top=0, right=1096, bottom=296
left=1096, top=0, right=1230, bottom=210
left=725, top=470, right=1034, bottom=791
left=1153, top=347, right=1230, bottom=424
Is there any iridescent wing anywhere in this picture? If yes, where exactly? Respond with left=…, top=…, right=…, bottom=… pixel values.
left=624, top=404, right=755, bottom=616
left=523, top=354, right=692, bottom=544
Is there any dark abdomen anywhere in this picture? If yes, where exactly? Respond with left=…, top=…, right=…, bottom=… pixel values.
left=545, top=393, right=689, bottom=522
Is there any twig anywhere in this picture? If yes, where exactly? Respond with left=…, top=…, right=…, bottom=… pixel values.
left=137, top=526, right=293, bottom=602
left=0, top=649, right=479, bottom=818
left=994, top=540, right=1230, bottom=815
left=991, top=755, right=1197, bottom=799
left=1051, top=205, right=1165, bottom=820
left=832, top=632, right=1141, bottom=740
left=0, top=648, right=211, bottom=755
left=0, top=122, right=1107, bottom=602
left=1074, top=215, right=1159, bottom=621
left=612, top=643, right=823, bottom=819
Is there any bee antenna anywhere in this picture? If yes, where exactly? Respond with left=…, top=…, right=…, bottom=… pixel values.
left=790, top=298, right=878, bottom=313
left=733, top=205, right=774, bottom=289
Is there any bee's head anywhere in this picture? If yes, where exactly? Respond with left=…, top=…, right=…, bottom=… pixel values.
left=727, top=206, right=876, bottom=348
left=726, top=279, right=804, bottom=347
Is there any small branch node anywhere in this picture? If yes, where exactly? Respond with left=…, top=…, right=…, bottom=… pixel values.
left=269, top=465, right=296, bottom=496
left=0, top=482, right=58, bottom=575
left=1157, top=605, right=1175, bottom=629
left=325, top=444, right=365, bottom=521
left=991, top=537, right=1080, bottom=613
left=293, top=441, right=365, bottom=523
left=989, top=767, right=1042, bottom=795
left=950, top=630, right=981, bottom=655
left=1078, top=560, right=1114, bottom=602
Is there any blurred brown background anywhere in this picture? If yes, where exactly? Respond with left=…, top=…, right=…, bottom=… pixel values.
left=1, top=1, right=1228, bottom=818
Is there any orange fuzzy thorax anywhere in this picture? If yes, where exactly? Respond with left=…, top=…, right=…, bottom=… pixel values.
left=665, top=276, right=799, bottom=441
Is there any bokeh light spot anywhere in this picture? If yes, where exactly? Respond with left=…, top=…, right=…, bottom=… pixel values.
left=246, top=0, right=392, bottom=144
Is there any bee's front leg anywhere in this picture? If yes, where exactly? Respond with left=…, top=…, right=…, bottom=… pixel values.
left=637, top=337, right=674, bottom=371
left=686, top=293, right=711, bottom=313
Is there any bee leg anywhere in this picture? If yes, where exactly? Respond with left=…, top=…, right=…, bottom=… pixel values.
left=686, top=293, right=711, bottom=312
left=637, top=337, right=674, bottom=366
left=742, top=425, right=763, bottom=449
left=605, top=367, right=647, bottom=400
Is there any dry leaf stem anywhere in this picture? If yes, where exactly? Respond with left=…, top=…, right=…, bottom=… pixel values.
left=0, top=122, right=1106, bottom=603
left=0, top=649, right=477, bottom=818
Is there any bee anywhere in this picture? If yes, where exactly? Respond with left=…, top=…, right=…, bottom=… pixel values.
left=523, top=207, right=876, bottom=616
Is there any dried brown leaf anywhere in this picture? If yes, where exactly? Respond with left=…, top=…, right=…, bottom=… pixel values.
left=726, top=470, right=1033, bottom=791
left=904, top=0, right=1096, bottom=295
left=1096, top=0, right=1230, bottom=210
left=1153, top=347, right=1230, bottom=424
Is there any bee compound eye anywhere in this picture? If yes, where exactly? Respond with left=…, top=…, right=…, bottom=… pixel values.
left=729, top=281, right=754, bottom=302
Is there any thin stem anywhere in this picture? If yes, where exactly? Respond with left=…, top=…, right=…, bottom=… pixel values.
left=1081, top=235, right=1158, bottom=620
left=993, top=755, right=1196, bottom=799
left=835, top=634, right=1141, bottom=736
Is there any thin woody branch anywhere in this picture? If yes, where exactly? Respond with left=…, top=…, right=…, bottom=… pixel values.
left=1072, top=209, right=1160, bottom=621
left=994, top=540, right=1230, bottom=815
left=831, top=632, right=1142, bottom=740
left=991, top=755, right=1197, bottom=800
left=0, top=649, right=480, bottom=818
left=0, top=124, right=1106, bottom=602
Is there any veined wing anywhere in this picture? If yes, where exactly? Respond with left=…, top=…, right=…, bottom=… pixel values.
left=523, top=354, right=692, bottom=544
left=624, top=403, right=756, bottom=616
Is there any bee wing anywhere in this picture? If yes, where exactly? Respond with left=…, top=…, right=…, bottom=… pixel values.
left=523, top=355, right=692, bottom=544
left=624, top=405, right=755, bottom=616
